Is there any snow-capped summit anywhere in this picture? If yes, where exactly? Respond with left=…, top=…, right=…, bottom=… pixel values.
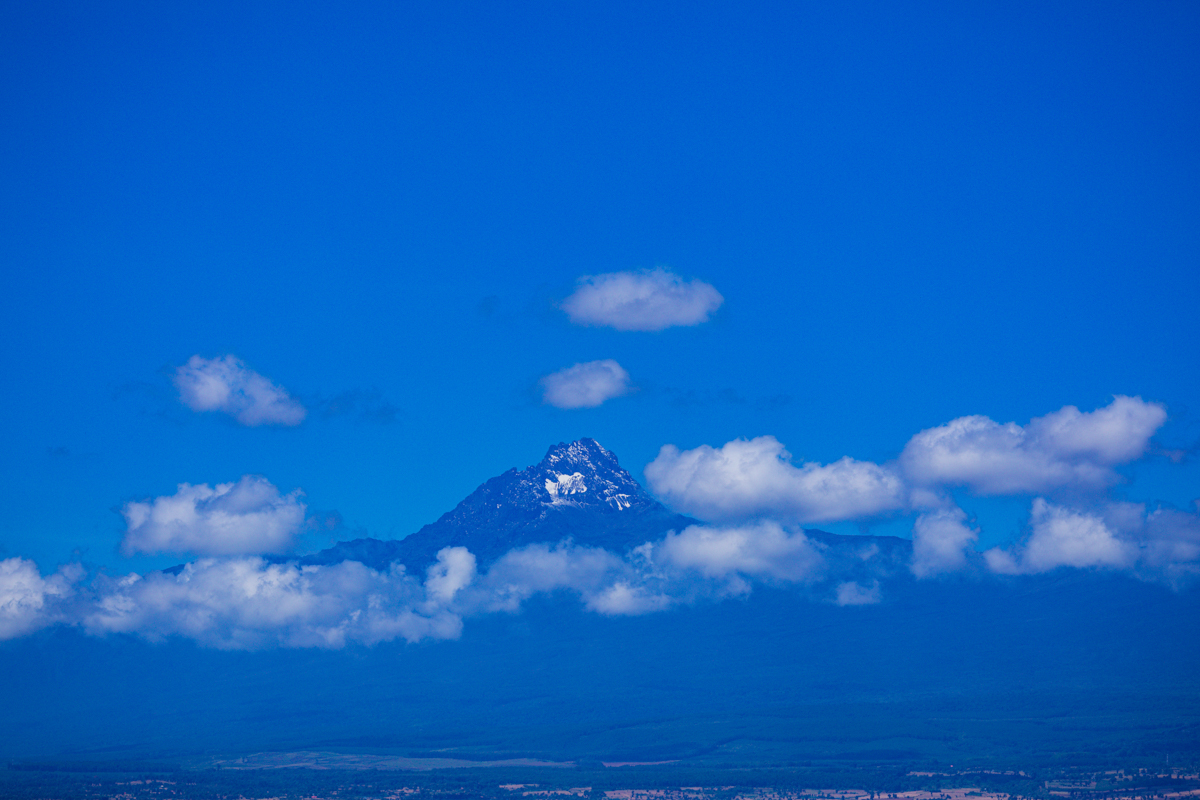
left=531, top=438, right=645, bottom=512
left=302, top=438, right=696, bottom=570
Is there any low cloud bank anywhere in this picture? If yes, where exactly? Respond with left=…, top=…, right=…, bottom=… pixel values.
left=4, top=495, right=1198, bottom=648
left=0, top=520, right=838, bottom=649
left=83, top=550, right=471, bottom=650
left=174, top=355, right=306, bottom=426
left=561, top=268, right=723, bottom=332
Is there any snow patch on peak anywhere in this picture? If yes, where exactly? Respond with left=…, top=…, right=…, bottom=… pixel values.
left=545, top=472, right=588, bottom=503
left=607, top=494, right=632, bottom=511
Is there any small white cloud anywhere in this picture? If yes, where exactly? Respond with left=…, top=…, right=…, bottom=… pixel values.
left=540, top=360, right=632, bottom=409
left=0, top=558, right=81, bottom=640
left=900, top=396, right=1166, bottom=495
left=655, top=521, right=823, bottom=583
left=424, top=547, right=476, bottom=606
left=561, top=268, right=724, bottom=332
left=121, top=476, right=306, bottom=556
left=584, top=582, right=672, bottom=616
left=835, top=580, right=882, bottom=606
left=911, top=506, right=979, bottom=578
left=174, top=354, right=306, bottom=426
left=645, top=436, right=907, bottom=524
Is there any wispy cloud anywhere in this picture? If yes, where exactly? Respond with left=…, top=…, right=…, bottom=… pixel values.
left=540, top=360, right=632, bottom=409
left=120, top=476, right=306, bottom=556
left=561, top=268, right=723, bottom=332
left=174, top=355, right=306, bottom=426
left=835, top=580, right=882, bottom=606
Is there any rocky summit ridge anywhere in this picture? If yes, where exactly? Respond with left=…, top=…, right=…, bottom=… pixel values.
left=302, top=438, right=699, bottom=571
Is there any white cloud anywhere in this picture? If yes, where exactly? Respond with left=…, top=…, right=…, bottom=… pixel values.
left=466, top=542, right=633, bottom=614
left=174, top=354, right=307, bottom=426
left=121, top=476, right=306, bottom=556
left=900, top=396, right=1166, bottom=495
left=835, top=580, right=881, bottom=606
left=655, top=521, right=823, bottom=584
left=561, top=268, right=724, bottom=332
left=1140, top=507, right=1200, bottom=573
left=540, top=360, right=632, bottom=409
left=584, top=581, right=672, bottom=615
left=911, top=507, right=979, bottom=578
left=0, top=558, right=82, bottom=640
left=423, top=547, right=476, bottom=605
left=645, top=436, right=908, bottom=524
left=85, top=554, right=468, bottom=650
left=984, top=499, right=1137, bottom=575
left=984, top=499, right=1200, bottom=582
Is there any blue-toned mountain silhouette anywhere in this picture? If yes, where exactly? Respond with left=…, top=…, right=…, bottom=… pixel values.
left=302, top=438, right=702, bottom=570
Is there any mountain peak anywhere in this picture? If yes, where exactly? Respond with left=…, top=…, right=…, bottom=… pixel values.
left=533, top=438, right=643, bottom=509
left=303, top=439, right=697, bottom=570
left=541, top=438, right=616, bottom=469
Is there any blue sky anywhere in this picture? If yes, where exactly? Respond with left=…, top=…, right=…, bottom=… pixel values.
left=1, top=0, right=1198, bottom=620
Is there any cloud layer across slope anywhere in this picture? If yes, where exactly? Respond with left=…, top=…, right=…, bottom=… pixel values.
left=0, top=396, right=1195, bottom=651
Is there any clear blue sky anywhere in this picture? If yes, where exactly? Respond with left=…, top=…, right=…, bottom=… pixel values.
left=2, top=0, right=1198, bottom=575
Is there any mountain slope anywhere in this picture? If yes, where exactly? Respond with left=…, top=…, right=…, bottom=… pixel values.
left=304, top=438, right=699, bottom=570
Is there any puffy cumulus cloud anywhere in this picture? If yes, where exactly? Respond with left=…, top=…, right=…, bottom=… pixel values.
left=900, top=396, right=1166, bottom=495
left=984, top=499, right=1200, bottom=583
left=911, top=507, right=979, bottom=578
left=121, top=476, right=306, bottom=556
left=84, top=547, right=475, bottom=650
left=561, top=268, right=723, bottom=332
left=655, top=521, right=823, bottom=586
left=984, top=499, right=1137, bottom=575
left=540, top=360, right=632, bottom=409
left=0, top=558, right=83, bottom=639
left=174, top=355, right=306, bottom=426
left=835, top=580, right=882, bottom=606
left=645, top=436, right=907, bottom=524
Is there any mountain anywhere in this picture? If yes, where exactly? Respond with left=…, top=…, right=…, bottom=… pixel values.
left=302, top=438, right=699, bottom=571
